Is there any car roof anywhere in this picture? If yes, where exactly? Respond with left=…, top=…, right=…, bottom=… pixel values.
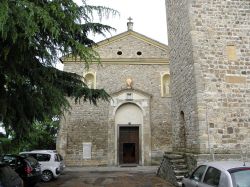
left=31, top=150, right=57, bottom=153
left=20, top=150, right=56, bottom=154
left=202, top=161, right=250, bottom=171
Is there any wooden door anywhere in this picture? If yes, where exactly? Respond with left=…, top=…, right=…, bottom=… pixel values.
left=119, top=127, right=139, bottom=164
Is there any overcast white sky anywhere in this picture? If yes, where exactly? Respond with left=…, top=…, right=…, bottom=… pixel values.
left=83, top=0, right=168, bottom=44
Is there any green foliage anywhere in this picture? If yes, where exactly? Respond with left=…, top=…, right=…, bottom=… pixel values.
left=0, top=0, right=118, bottom=142
left=0, top=133, right=12, bottom=154
left=19, top=118, right=60, bottom=151
left=0, top=118, right=59, bottom=154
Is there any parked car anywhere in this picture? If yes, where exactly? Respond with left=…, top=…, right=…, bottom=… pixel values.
left=20, top=150, right=65, bottom=182
left=182, top=161, right=250, bottom=187
left=1, top=154, right=41, bottom=187
left=0, top=163, right=23, bottom=187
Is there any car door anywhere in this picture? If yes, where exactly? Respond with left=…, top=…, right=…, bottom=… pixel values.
left=184, top=165, right=207, bottom=187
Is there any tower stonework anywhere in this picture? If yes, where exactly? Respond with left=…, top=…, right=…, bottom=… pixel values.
left=166, top=0, right=250, bottom=161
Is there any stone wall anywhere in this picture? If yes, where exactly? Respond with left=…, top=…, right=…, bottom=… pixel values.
left=59, top=100, right=110, bottom=166
left=166, top=0, right=250, bottom=157
left=166, top=0, right=200, bottom=153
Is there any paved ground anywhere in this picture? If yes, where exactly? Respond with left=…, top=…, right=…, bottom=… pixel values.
left=36, top=166, right=175, bottom=187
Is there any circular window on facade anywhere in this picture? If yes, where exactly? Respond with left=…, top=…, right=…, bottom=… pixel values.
left=137, top=51, right=142, bottom=56
left=117, top=51, right=122, bottom=55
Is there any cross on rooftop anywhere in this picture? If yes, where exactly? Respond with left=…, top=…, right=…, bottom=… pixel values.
left=127, top=17, right=134, bottom=30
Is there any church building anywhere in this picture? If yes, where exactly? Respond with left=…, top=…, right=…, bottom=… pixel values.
left=57, top=19, right=172, bottom=166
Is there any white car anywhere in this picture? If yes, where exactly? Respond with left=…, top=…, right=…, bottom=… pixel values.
left=182, top=161, right=250, bottom=187
left=20, top=150, right=65, bottom=182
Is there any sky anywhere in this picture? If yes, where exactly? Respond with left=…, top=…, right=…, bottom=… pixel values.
left=82, top=0, right=168, bottom=45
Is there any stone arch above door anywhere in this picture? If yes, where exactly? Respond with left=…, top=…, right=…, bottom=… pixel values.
left=115, top=103, right=143, bottom=125
left=107, top=89, right=152, bottom=166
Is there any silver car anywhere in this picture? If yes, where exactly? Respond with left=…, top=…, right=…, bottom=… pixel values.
left=182, top=161, right=250, bottom=187
left=20, top=150, right=65, bottom=182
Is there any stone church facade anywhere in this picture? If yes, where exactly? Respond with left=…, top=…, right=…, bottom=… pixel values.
left=57, top=23, right=172, bottom=166
left=166, top=0, right=250, bottom=162
left=58, top=0, right=250, bottom=167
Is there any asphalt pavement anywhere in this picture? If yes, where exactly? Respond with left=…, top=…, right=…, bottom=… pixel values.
left=36, top=166, right=175, bottom=187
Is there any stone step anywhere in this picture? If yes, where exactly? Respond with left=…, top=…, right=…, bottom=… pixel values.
left=165, top=154, right=184, bottom=159
left=170, top=158, right=185, bottom=164
left=177, top=181, right=182, bottom=187
left=174, top=169, right=189, bottom=175
left=159, top=152, right=188, bottom=186
left=173, top=164, right=187, bottom=170
left=176, top=175, right=185, bottom=180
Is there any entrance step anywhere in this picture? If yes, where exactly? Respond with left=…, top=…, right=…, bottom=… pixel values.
left=173, top=164, right=187, bottom=170
left=170, top=159, right=185, bottom=164
left=174, top=170, right=189, bottom=176
left=120, top=164, right=138, bottom=167
left=157, top=152, right=189, bottom=187
left=165, top=154, right=184, bottom=159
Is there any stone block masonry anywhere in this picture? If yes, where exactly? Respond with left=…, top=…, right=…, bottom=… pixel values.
left=58, top=62, right=172, bottom=166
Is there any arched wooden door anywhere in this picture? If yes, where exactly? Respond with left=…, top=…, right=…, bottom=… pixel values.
left=115, top=103, right=142, bottom=165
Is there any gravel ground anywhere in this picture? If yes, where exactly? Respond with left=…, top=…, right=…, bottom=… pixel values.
left=36, top=167, right=175, bottom=187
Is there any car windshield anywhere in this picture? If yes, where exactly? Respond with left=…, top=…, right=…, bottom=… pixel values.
left=229, top=167, right=250, bottom=187
left=3, top=155, right=16, bottom=161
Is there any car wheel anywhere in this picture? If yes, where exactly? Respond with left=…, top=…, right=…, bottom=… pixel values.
left=42, top=170, right=53, bottom=182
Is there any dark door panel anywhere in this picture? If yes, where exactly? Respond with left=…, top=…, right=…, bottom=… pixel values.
left=119, top=127, right=139, bottom=164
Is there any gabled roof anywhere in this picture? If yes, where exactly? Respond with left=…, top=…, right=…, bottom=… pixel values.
left=62, top=30, right=169, bottom=64
left=95, top=30, right=168, bottom=51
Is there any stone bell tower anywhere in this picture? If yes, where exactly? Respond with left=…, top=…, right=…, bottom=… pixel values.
left=166, top=0, right=250, bottom=161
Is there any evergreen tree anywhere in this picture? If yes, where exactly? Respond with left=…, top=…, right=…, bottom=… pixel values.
left=0, top=0, right=117, bottom=141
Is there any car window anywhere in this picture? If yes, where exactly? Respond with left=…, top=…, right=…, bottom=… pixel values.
left=22, top=153, right=38, bottom=160
left=190, top=165, right=207, bottom=182
left=203, top=166, right=221, bottom=186
left=3, top=155, right=16, bottom=162
left=229, top=168, right=250, bottom=187
left=58, top=154, right=63, bottom=161
left=2, top=155, right=17, bottom=165
left=36, top=154, right=50, bottom=162
left=54, top=154, right=60, bottom=162
left=25, top=157, right=39, bottom=167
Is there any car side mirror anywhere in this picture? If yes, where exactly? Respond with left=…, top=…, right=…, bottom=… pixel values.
left=184, top=173, right=190, bottom=178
